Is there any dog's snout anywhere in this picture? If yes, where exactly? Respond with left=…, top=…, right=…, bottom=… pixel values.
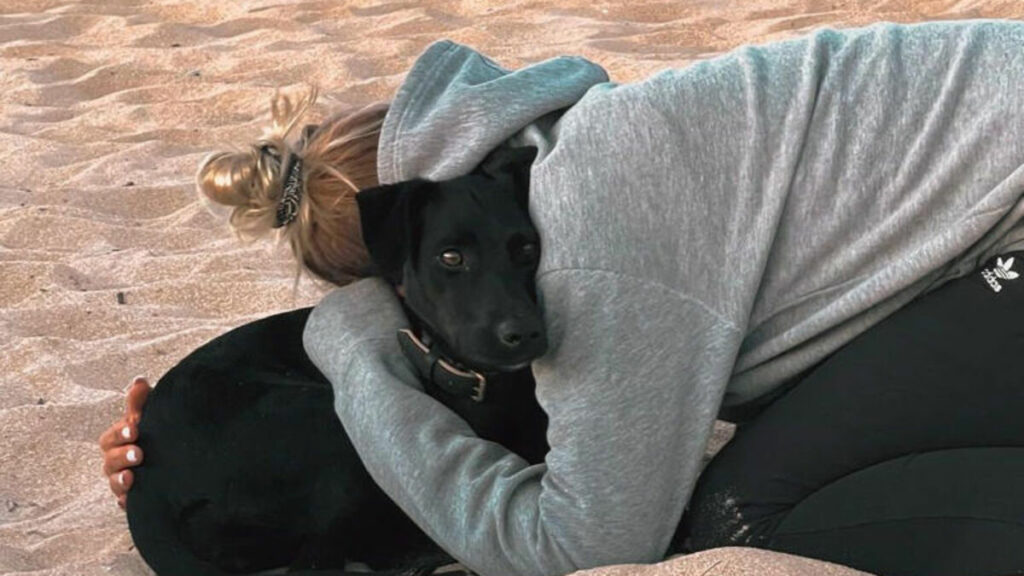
left=496, top=319, right=542, bottom=349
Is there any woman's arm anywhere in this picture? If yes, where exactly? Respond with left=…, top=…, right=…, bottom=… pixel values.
left=304, top=277, right=740, bottom=576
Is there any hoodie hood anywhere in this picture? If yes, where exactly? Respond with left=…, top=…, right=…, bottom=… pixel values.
left=376, top=40, right=610, bottom=185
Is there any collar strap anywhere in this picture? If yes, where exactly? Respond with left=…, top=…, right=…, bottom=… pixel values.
left=397, top=329, right=487, bottom=402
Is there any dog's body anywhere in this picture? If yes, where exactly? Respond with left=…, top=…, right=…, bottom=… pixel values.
left=127, top=146, right=548, bottom=575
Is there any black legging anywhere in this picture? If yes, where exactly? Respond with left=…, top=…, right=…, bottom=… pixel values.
left=677, top=251, right=1024, bottom=576
left=167, top=252, right=1024, bottom=575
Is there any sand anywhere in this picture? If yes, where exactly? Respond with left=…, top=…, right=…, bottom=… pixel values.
left=1, top=1, right=1021, bottom=575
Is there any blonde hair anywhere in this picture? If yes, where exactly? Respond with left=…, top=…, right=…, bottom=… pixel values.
left=196, top=88, right=390, bottom=287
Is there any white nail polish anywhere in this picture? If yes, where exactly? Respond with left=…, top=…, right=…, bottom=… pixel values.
left=119, top=471, right=126, bottom=486
left=127, top=449, right=137, bottom=463
left=123, top=376, right=146, bottom=393
left=121, top=426, right=131, bottom=440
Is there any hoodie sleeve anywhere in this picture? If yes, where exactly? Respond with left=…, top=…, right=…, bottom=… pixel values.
left=303, top=275, right=741, bottom=576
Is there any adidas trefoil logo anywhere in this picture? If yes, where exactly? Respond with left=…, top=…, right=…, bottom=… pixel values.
left=981, top=256, right=1019, bottom=293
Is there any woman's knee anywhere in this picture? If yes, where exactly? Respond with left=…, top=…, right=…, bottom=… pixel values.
left=676, top=480, right=788, bottom=552
left=682, top=447, right=1024, bottom=575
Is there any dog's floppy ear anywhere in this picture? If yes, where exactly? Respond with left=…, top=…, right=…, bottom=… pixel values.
left=356, top=179, right=431, bottom=285
left=477, top=145, right=537, bottom=210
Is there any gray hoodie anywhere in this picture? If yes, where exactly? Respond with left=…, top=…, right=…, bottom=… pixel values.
left=303, top=20, right=1024, bottom=576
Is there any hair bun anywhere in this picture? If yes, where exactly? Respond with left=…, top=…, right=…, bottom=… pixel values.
left=194, top=89, right=389, bottom=287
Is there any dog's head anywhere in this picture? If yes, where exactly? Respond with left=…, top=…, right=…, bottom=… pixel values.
left=356, top=146, right=546, bottom=372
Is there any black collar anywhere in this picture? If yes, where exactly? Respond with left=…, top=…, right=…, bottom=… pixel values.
left=397, top=329, right=487, bottom=402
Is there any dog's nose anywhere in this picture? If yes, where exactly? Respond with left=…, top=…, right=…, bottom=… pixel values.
left=496, top=319, right=541, bottom=349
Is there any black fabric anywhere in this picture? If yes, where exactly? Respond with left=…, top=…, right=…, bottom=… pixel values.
left=676, top=251, right=1024, bottom=576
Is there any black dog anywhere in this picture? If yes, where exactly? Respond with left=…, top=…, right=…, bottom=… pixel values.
left=126, top=146, right=548, bottom=575
left=356, top=146, right=548, bottom=461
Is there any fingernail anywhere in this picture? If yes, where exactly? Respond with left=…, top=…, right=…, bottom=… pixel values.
left=121, top=426, right=131, bottom=440
left=123, top=375, right=147, bottom=393
left=126, top=449, right=137, bottom=463
left=118, top=471, right=126, bottom=486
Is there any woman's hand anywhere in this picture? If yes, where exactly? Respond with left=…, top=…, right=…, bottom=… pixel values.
left=98, top=376, right=151, bottom=510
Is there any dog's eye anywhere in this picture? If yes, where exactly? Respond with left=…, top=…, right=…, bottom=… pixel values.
left=521, top=243, right=538, bottom=259
left=512, top=242, right=539, bottom=265
left=439, top=250, right=464, bottom=268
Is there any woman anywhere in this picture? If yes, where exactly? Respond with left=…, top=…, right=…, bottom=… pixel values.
left=100, top=21, right=1024, bottom=576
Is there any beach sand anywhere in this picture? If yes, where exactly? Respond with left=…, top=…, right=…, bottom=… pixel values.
left=1, top=1, right=1020, bottom=575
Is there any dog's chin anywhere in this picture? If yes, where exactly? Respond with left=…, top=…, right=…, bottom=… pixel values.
left=489, top=359, right=534, bottom=372
left=460, top=359, right=533, bottom=373
left=455, top=349, right=544, bottom=373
